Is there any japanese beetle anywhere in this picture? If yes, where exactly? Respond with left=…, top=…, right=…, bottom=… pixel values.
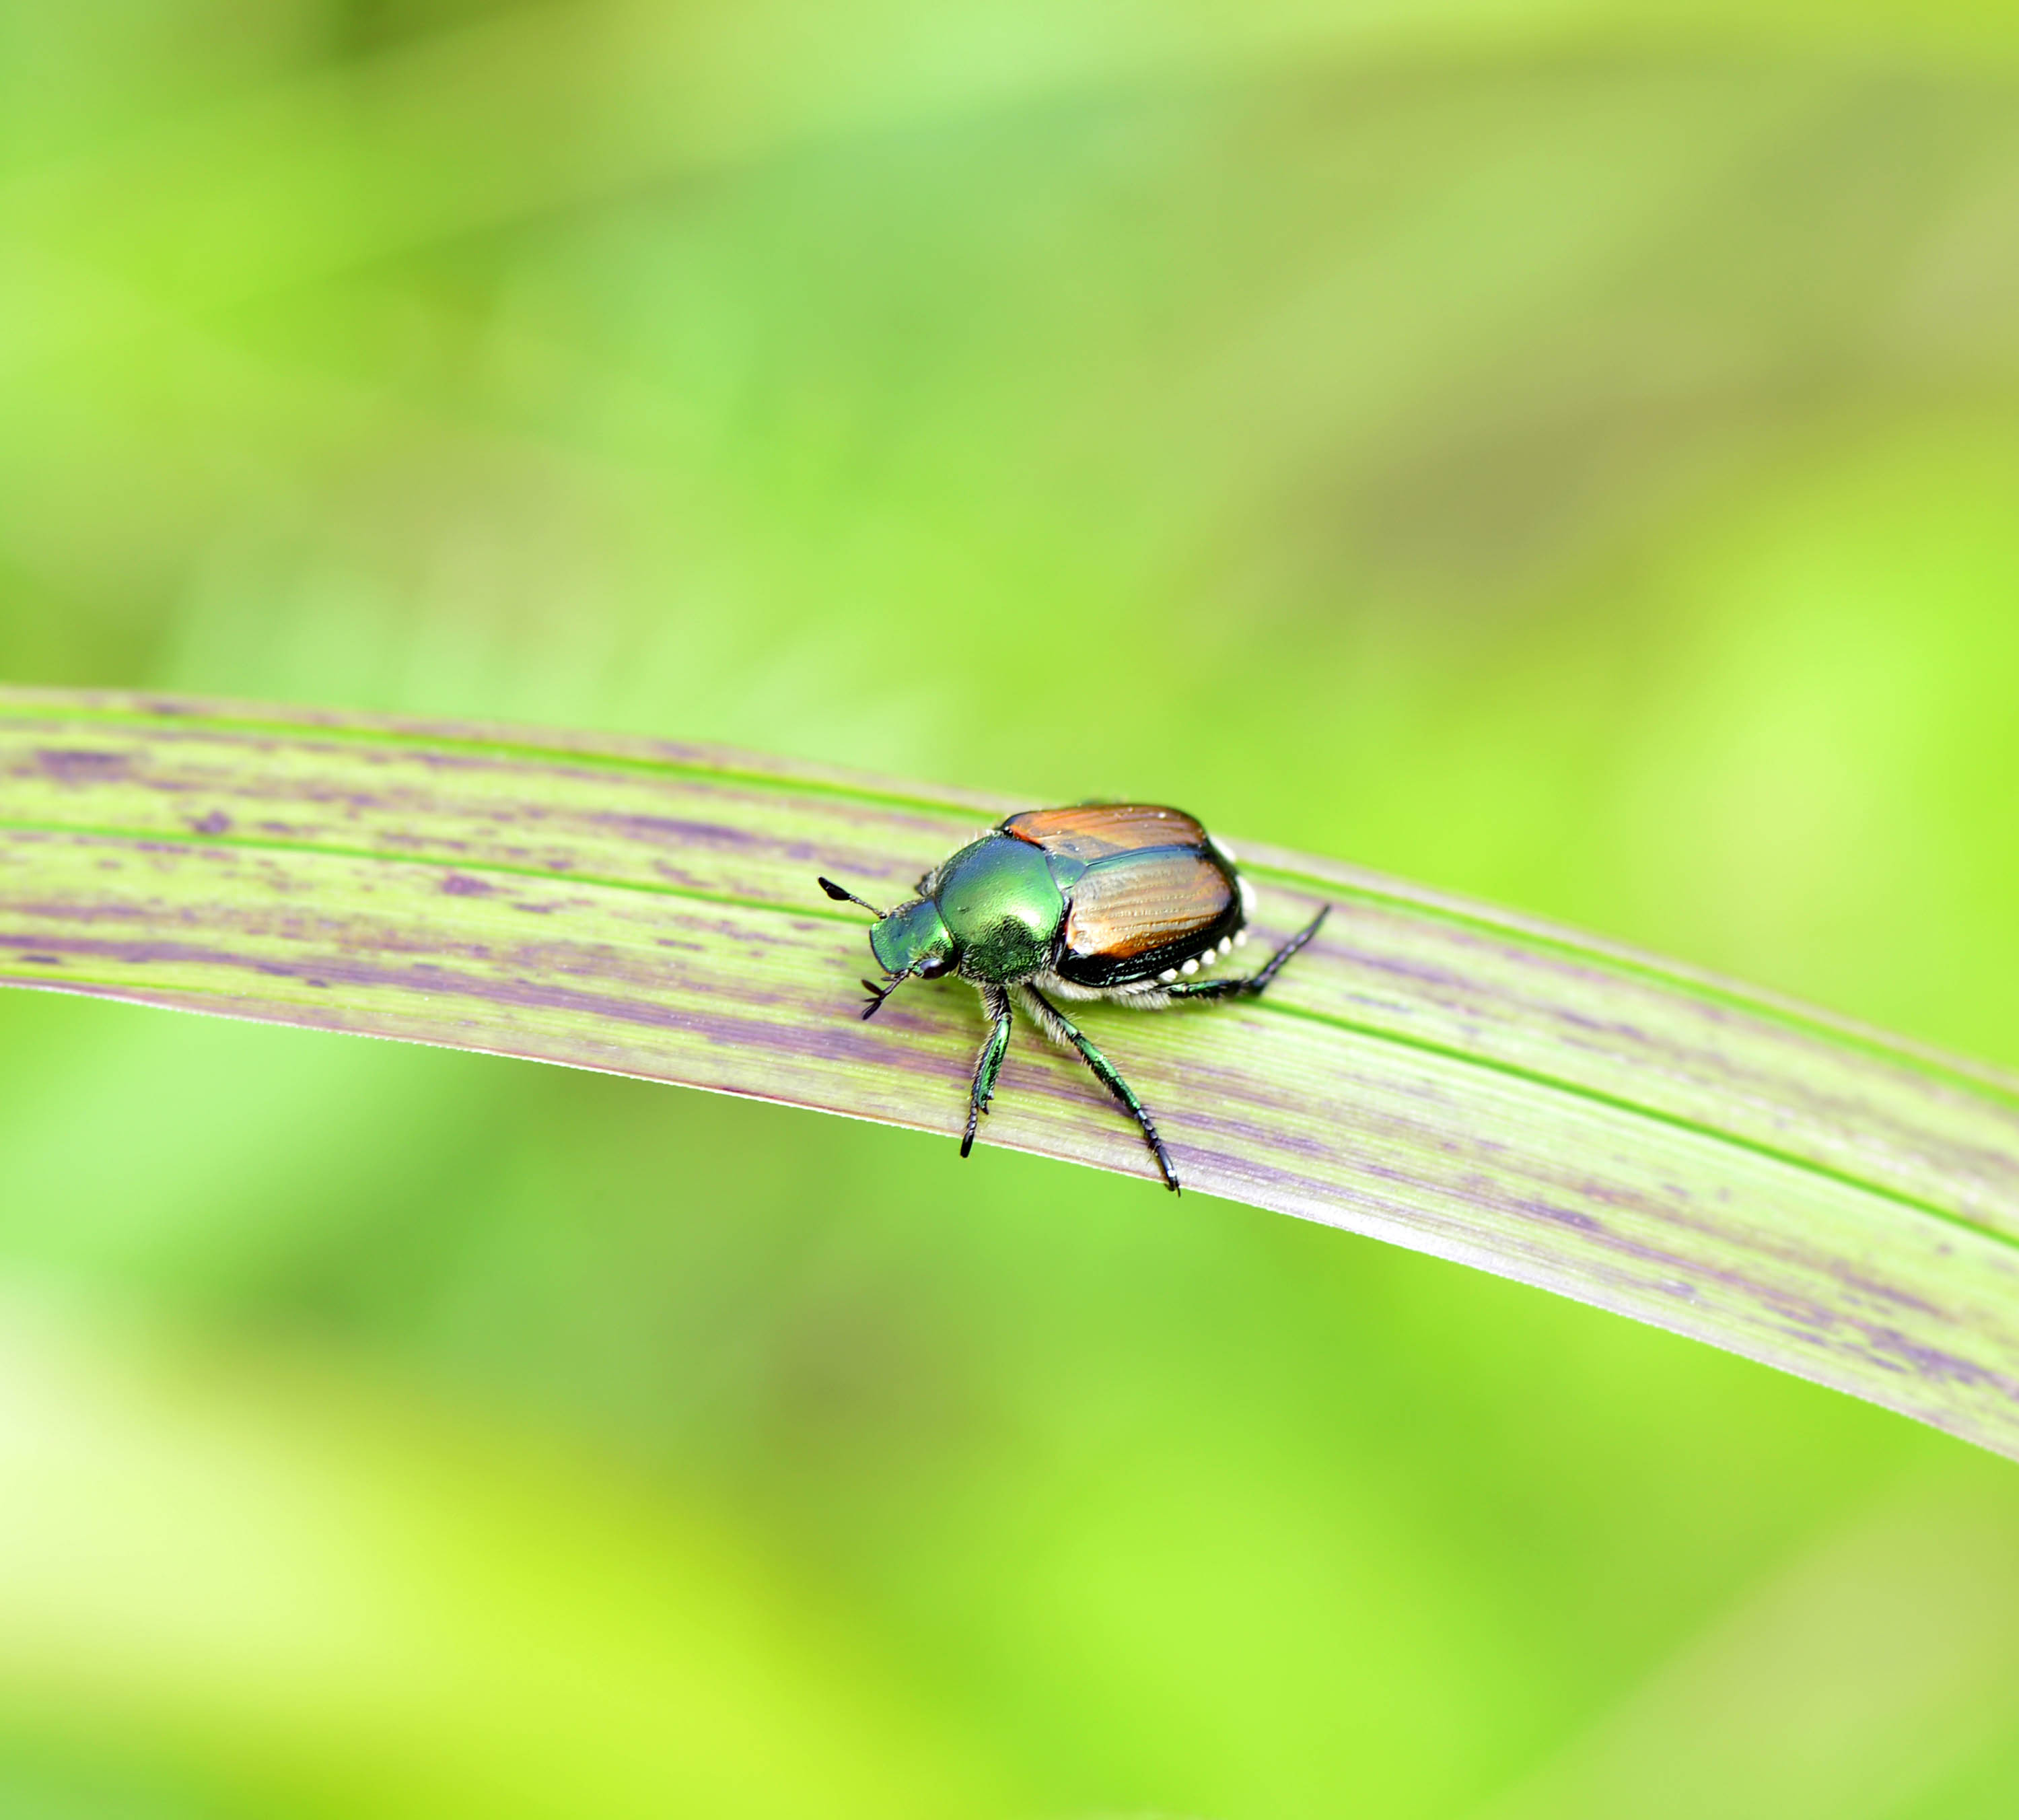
left=818, top=806, right=1329, bottom=1192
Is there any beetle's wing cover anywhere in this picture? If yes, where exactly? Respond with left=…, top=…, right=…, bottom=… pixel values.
left=1055, top=847, right=1241, bottom=987
left=1002, top=804, right=1207, bottom=864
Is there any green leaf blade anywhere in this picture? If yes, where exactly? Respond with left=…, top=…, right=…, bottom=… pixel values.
left=6, top=686, right=2019, bottom=1455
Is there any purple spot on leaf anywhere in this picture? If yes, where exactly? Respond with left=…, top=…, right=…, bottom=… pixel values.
left=35, top=749, right=131, bottom=783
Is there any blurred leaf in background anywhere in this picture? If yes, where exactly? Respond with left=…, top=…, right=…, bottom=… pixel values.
left=4, top=2, right=2019, bottom=1815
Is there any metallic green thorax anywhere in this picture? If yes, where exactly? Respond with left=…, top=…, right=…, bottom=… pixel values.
left=873, top=834, right=1065, bottom=983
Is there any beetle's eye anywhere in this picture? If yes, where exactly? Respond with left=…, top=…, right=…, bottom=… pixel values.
left=915, top=955, right=951, bottom=980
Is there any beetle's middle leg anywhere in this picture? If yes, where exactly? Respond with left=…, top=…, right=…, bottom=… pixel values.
left=1166, top=906, right=1331, bottom=1002
left=1017, top=983, right=1179, bottom=1193
left=962, top=982, right=1013, bottom=1159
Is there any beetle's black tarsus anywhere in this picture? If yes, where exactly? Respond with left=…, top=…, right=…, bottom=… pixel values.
left=819, top=876, right=885, bottom=916
left=1249, top=905, right=1331, bottom=991
left=1167, top=905, right=1330, bottom=1002
left=962, top=984, right=1013, bottom=1158
left=1022, top=983, right=1180, bottom=1193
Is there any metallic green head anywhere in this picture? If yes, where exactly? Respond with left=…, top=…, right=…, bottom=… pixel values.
left=870, top=897, right=955, bottom=979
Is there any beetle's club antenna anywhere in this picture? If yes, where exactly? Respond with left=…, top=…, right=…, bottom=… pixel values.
left=818, top=876, right=885, bottom=917
left=818, top=878, right=909, bottom=1017
left=859, top=973, right=909, bottom=1020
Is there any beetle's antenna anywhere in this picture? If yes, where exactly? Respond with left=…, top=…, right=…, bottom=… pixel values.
left=818, top=876, right=885, bottom=917
left=860, top=974, right=909, bottom=1020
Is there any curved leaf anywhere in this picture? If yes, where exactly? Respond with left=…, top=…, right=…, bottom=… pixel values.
left=4, top=687, right=2019, bottom=1455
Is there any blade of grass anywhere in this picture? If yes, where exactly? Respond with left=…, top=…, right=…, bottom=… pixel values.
left=4, top=686, right=2019, bottom=1455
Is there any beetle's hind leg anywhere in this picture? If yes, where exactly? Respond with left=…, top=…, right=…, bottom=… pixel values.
left=1166, top=905, right=1330, bottom=1002
left=1018, top=983, right=1180, bottom=1193
left=962, top=983, right=1013, bottom=1159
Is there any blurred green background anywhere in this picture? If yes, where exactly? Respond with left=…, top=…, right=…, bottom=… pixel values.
left=5, top=3, right=2019, bottom=1815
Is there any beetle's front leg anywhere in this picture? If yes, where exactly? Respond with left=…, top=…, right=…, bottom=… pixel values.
left=961, top=983, right=1013, bottom=1158
left=1166, top=906, right=1330, bottom=1002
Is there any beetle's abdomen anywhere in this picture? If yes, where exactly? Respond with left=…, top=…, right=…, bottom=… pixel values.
left=1054, top=845, right=1242, bottom=988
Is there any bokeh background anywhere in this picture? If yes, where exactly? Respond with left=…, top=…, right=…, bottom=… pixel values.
left=5, top=3, right=2019, bottom=1815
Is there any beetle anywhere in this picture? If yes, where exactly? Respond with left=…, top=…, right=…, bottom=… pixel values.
left=818, top=805, right=1329, bottom=1192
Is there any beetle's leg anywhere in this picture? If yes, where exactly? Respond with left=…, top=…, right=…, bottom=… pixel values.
left=962, top=983, right=1013, bottom=1159
left=1166, top=906, right=1329, bottom=1002
left=1019, top=984, right=1180, bottom=1193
